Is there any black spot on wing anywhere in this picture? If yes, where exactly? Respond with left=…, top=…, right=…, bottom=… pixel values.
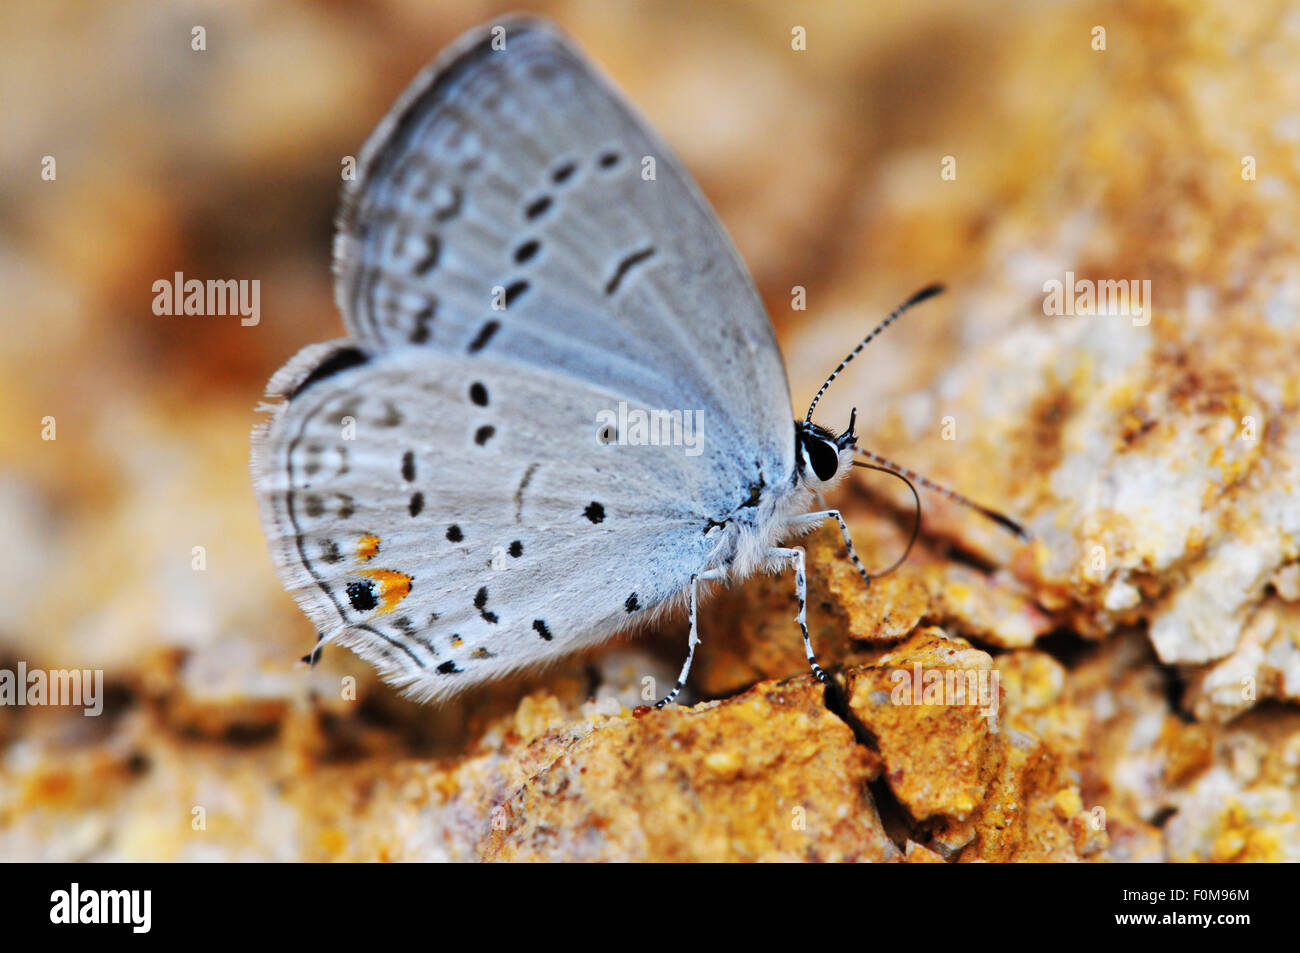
left=474, top=586, right=498, bottom=624
left=347, top=580, right=377, bottom=613
left=468, top=320, right=500, bottom=353
left=584, top=502, right=606, bottom=524
left=446, top=524, right=463, bottom=542
left=412, top=234, right=441, bottom=275
left=533, top=619, right=552, bottom=641
left=410, top=303, right=435, bottom=344
left=409, top=492, right=424, bottom=517
left=513, top=240, right=539, bottom=265
left=625, top=593, right=639, bottom=613
left=503, top=280, right=529, bottom=308
left=551, top=160, right=577, bottom=184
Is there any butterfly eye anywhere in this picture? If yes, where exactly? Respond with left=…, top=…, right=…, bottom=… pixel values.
left=801, top=433, right=840, bottom=482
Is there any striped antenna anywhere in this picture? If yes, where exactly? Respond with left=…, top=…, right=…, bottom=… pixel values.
left=805, top=283, right=945, bottom=422
left=853, top=447, right=1033, bottom=542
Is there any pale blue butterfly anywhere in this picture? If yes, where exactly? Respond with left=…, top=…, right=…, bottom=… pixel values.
left=251, top=17, right=1028, bottom=706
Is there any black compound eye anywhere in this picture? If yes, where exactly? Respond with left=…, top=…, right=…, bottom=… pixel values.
left=804, top=434, right=840, bottom=482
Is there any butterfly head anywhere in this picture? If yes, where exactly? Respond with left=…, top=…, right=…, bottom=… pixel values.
left=796, top=408, right=857, bottom=489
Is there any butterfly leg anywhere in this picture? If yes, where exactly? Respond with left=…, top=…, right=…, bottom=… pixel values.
left=768, top=546, right=831, bottom=684
left=785, top=509, right=871, bottom=587
left=655, top=567, right=726, bottom=709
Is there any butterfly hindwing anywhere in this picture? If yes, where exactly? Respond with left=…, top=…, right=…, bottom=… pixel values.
left=254, top=343, right=722, bottom=699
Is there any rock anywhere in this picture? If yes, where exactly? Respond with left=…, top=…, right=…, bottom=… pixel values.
left=482, top=677, right=898, bottom=862
left=695, top=519, right=1051, bottom=697
left=842, top=629, right=1106, bottom=861
left=845, top=629, right=999, bottom=825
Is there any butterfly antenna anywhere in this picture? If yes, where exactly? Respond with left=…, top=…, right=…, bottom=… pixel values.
left=851, top=461, right=921, bottom=576
left=853, top=447, right=1033, bottom=542
left=805, top=283, right=945, bottom=422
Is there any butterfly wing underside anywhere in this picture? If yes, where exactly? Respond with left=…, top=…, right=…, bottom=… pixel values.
left=253, top=18, right=795, bottom=699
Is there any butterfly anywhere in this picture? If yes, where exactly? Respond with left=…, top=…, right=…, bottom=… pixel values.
left=251, top=17, right=1028, bottom=706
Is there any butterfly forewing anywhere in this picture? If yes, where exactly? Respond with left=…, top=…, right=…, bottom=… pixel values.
left=335, top=18, right=792, bottom=466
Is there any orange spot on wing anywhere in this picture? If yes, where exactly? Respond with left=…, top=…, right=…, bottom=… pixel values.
left=357, top=568, right=412, bottom=614
left=356, top=534, right=381, bottom=561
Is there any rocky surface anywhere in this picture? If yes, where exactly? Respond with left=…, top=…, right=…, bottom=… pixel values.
left=3, top=0, right=1299, bottom=861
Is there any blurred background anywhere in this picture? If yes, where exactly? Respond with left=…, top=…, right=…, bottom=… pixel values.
left=3, top=0, right=1299, bottom=861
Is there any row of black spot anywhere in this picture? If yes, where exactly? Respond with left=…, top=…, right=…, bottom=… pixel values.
left=404, top=181, right=445, bottom=345
left=502, top=176, right=544, bottom=307
left=407, top=472, right=605, bottom=534
left=443, top=524, right=525, bottom=562
left=398, top=379, right=496, bottom=515
left=407, top=152, right=627, bottom=356
left=503, top=151, right=628, bottom=309
left=346, top=570, right=637, bottom=628
left=468, top=384, right=492, bottom=455
left=363, top=615, right=553, bottom=678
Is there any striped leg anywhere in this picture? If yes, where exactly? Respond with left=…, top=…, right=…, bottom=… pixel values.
left=784, top=509, right=871, bottom=587
left=768, top=546, right=830, bottom=684
left=655, top=568, right=725, bottom=709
